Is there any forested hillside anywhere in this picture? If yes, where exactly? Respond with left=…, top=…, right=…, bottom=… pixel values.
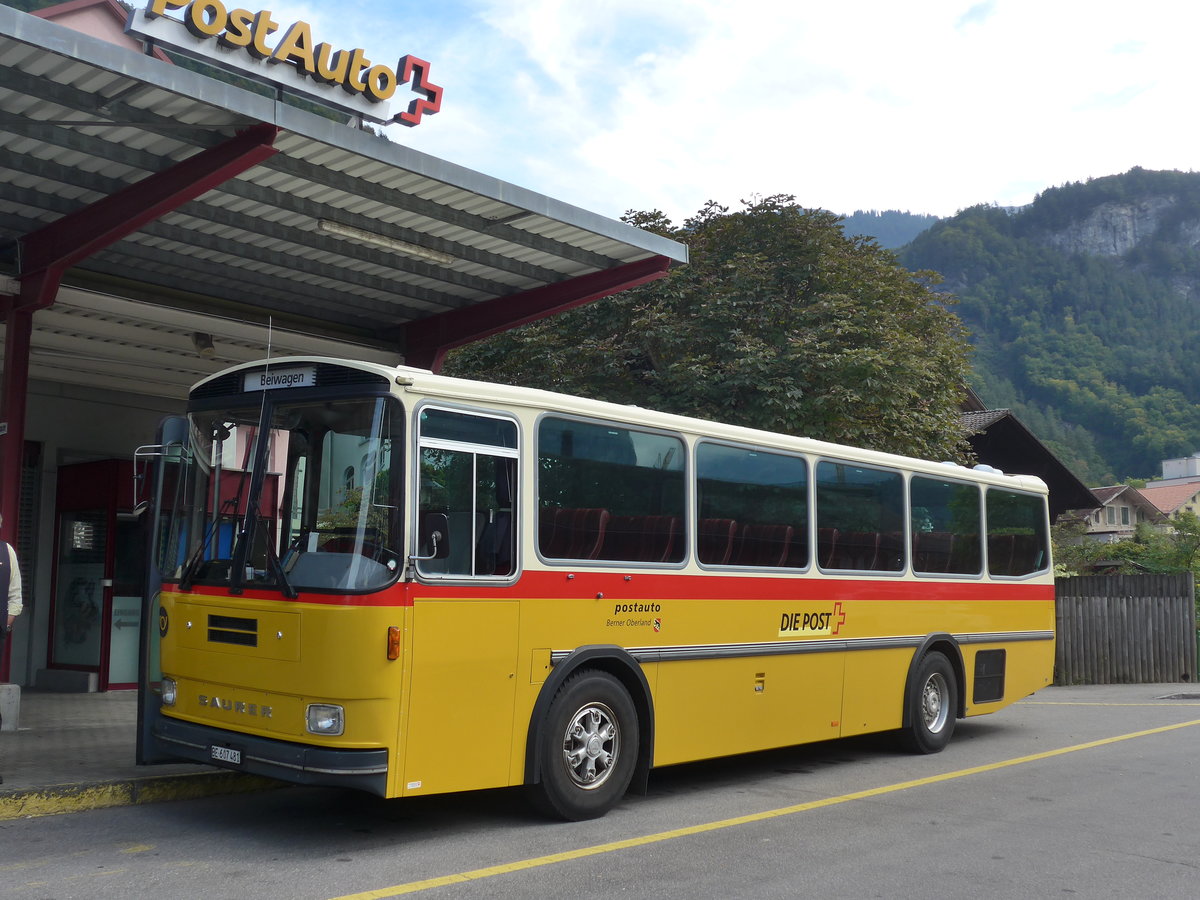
left=900, top=168, right=1200, bottom=484
left=838, top=210, right=940, bottom=249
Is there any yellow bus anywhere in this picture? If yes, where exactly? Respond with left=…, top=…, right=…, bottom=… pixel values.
left=140, top=356, right=1054, bottom=819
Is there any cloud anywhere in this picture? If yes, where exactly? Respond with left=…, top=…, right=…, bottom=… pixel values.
left=956, top=1, right=997, bottom=29
left=250, top=1, right=1200, bottom=221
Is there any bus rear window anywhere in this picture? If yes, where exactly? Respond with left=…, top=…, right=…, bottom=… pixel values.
left=986, top=489, right=1049, bottom=577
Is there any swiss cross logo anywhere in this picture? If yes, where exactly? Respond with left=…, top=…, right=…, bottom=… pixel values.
left=831, top=601, right=846, bottom=635
left=394, top=55, right=443, bottom=127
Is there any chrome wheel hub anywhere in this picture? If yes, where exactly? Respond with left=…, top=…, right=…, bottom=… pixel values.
left=921, top=672, right=950, bottom=733
left=562, top=702, right=619, bottom=790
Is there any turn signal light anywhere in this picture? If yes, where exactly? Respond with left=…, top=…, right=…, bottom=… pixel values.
left=387, top=625, right=402, bottom=660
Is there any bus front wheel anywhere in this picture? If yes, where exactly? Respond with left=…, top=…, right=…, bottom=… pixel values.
left=532, top=670, right=639, bottom=820
left=900, top=651, right=957, bottom=754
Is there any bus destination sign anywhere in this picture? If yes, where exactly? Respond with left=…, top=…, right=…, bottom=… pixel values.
left=243, top=365, right=316, bottom=392
left=125, top=0, right=443, bottom=127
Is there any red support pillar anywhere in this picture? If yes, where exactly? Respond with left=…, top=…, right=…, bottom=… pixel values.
left=0, top=302, right=33, bottom=549
left=0, top=299, right=31, bottom=681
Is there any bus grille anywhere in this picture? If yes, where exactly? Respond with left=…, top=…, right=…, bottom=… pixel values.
left=208, top=614, right=257, bottom=647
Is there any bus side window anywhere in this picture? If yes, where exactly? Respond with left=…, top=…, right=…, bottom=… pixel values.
left=695, top=443, right=808, bottom=569
left=474, top=458, right=516, bottom=575
left=816, top=461, right=903, bottom=572
left=417, top=408, right=519, bottom=580
left=910, top=476, right=983, bottom=576
left=538, top=417, right=686, bottom=564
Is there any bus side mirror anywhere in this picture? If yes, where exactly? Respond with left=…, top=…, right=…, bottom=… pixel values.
left=416, top=513, right=450, bottom=560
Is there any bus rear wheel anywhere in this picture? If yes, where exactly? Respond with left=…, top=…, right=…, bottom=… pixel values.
left=532, top=670, right=639, bottom=820
left=900, top=651, right=957, bottom=754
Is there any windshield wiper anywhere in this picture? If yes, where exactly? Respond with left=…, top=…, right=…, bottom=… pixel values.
left=260, top=510, right=298, bottom=599
left=179, top=497, right=235, bottom=591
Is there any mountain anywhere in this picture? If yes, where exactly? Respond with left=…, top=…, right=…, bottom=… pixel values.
left=899, top=168, right=1200, bottom=484
left=838, top=209, right=940, bottom=249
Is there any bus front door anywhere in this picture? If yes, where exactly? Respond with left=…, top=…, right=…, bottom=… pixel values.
left=135, top=415, right=190, bottom=765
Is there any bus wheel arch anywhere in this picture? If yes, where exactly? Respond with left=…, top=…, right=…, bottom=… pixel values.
left=525, top=646, right=654, bottom=819
left=900, top=635, right=964, bottom=754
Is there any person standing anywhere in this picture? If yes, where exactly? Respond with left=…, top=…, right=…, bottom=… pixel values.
left=2, top=549, right=18, bottom=631
left=1, top=519, right=20, bottom=782
left=1, top=515, right=20, bottom=637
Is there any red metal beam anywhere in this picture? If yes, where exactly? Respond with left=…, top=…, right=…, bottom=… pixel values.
left=17, top=123, right=280, bottom=309
left=1, top=124, right=281, bottom=556
left=402, top=255, right=674, bottom=372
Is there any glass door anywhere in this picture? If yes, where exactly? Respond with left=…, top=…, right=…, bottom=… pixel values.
left=107, top=516, right=145, bottom=688
left=50, top=509, right=110, bottom=674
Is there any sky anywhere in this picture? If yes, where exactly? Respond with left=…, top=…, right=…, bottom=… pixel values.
left=252, top=0, right=1197, bottom=223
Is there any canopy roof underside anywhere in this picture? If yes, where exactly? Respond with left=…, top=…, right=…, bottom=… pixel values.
left=0, top=8, right=686, bottom=398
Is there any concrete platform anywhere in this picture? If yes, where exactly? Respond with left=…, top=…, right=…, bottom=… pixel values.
left=0, top=690, right=280, bottom=819
left=0, top=682, right=18, bottom=732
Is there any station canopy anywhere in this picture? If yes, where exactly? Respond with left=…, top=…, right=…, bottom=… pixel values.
left=0, top=6, right=687, bottom=399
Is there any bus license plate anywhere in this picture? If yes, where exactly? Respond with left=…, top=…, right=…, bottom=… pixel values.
left=210, top=745, right=242, bottom=765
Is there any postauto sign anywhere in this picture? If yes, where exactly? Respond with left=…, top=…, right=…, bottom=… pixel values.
left=125, top=0, right=443, bottom=126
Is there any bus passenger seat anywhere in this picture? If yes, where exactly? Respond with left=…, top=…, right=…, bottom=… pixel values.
left=601, top=515, right=681, bottom=562
left=988, top=534, right=1016, bottom=575
left=837, top=531, right=880, bottom=569
left=699, top=518, right=738, bottom=565
left=733, top=523, right=793, bottom=567
left=913, top=531, right=954, bottom=573
left=539, top=507, right=610, bottom=559
left=475, top=511, right=513, bottom=575
left=818, top=528, right=839, bottom=568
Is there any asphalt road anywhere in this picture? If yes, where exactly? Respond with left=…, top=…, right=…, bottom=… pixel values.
left=1, top=683, right=1198, bottom=899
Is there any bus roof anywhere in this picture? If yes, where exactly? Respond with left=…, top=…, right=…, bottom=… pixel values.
left=192, top=356, right=1050, bottom=495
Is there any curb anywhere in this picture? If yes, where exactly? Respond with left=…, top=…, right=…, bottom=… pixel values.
left=0, top=771, right=283, bottom=820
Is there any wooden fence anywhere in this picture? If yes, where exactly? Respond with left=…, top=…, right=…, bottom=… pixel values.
left=1055, top=574, right=1198, bottom=685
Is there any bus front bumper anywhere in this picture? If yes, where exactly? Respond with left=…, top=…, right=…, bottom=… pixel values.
left=152, top=714, right=389, bottom=797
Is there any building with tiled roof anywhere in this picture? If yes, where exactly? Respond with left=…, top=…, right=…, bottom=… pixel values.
left=1139, top=482, right=1200, bottom=519
left=1069, top=484, right=1164, bottom=543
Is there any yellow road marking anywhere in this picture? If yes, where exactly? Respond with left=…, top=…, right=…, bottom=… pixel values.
left=1024, top=701, right=1200, bottom=706
left=332, top=717, right=1200, bottom=900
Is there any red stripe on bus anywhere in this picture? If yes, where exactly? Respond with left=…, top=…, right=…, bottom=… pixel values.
left=166, top=569, right=1051, bottom=608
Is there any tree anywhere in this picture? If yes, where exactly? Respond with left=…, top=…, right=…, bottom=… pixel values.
left=1129, top=513, right=1200, bottom=575
left=1049, top=517, right=1111, bottom=576
left=1053, top=514, right=1200, bottom=595
left=444, top=195, right=972, bottom=461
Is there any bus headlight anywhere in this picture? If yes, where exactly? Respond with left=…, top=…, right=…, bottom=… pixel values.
left=306, top=704, right=345, bottom=736
left=161, top=677, right=177, bottom=707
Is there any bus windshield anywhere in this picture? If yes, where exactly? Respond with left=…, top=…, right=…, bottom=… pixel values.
left=161, top=395, right=404, bottom=594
